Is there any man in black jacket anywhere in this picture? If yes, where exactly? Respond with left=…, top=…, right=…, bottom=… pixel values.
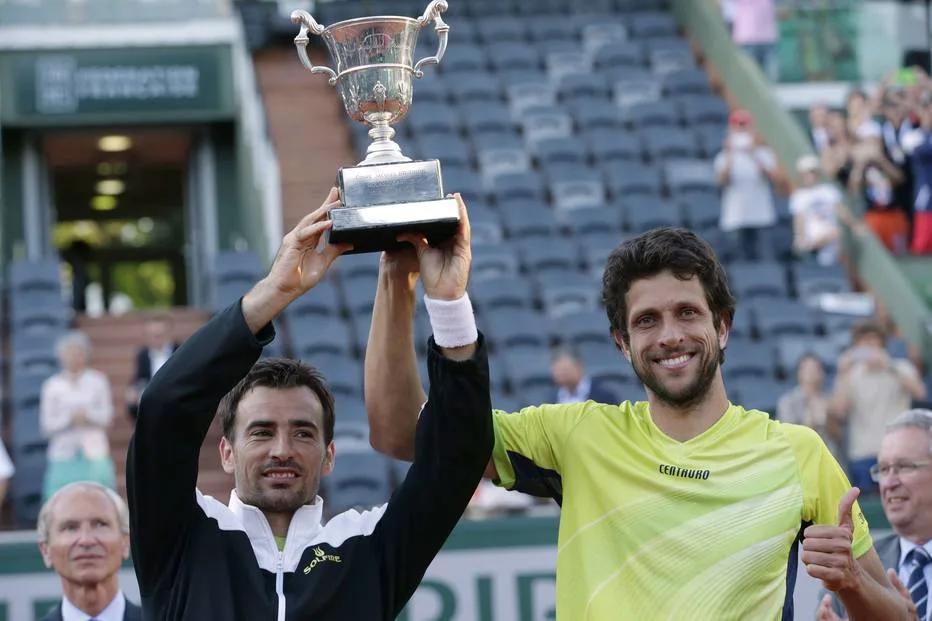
left=126, top=189, right=492, bottom=620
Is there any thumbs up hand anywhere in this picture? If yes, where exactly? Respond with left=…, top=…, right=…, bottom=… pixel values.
left=802, top=488, right=863, bottom=592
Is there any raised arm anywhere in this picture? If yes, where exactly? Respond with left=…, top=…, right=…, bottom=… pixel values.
left=364, top=249, right=425, bottom=461
left=126, top=188, right=351, bottom=593
left=370, top=195, right=495, bottom=615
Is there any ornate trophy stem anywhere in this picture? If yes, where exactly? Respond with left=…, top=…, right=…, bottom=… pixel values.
left=361, top=113, right=412, bottom=166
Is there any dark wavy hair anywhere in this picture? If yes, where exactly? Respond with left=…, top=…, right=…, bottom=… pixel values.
left=602, top=227, right=735, bottom=362
left=217, top=358, right=336, bottom=445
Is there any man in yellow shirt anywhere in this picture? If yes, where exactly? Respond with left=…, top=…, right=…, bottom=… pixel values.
left=364, top=220, right=913, bottom=620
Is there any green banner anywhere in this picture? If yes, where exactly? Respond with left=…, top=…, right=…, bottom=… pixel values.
left=0, top=45, right=234, bottom=126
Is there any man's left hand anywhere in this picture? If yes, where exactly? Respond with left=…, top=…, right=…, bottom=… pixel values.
left=802, top=487, right=862, bottom=592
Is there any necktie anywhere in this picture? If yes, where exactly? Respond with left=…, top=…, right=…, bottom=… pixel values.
left=907, top=547, right=931, bottom=621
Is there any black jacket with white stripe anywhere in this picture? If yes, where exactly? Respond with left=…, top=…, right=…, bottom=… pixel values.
left=126, top=299, right=493, bottom=620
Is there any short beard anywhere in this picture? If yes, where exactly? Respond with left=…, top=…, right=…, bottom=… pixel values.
left=632, top=347, right=720, bottom=410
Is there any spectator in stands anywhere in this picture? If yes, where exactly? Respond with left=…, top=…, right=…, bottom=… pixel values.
left=37, top=481, right=141, bottom=621
left=817, top=409, right=932, bottom=620
left=878, top=87, right=915, bottom=228
left=777, top=353, right=844, bottom=464
left=831, top=320, right=927, bottom=496
left=0, top=440, right=14, bottom=509
left=809, top=103, right=831, bottom=153
left=730, top=0, right=779, bottom=82
left=825, top=104, right=909, bottom=254
left=714, top=109, right=781, bottom=261
left=900, top=87, right=932, bottom=254
left=40, top=331, right=116, bottom=501
left=789, top=154, right=852, bottom=266
left=549, top=345, right=618, bottom=404
left=125, top=314, right=179, bottom=420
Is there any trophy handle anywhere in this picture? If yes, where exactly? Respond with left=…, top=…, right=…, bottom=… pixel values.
left=413, top=0, right=450, bottom=78
left=291, top=9, right=339, bottom=85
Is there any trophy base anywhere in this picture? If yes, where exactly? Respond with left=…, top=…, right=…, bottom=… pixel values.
left=329, top=159, right=460, bottom=254
left=328, top=198, right=461, bottom=255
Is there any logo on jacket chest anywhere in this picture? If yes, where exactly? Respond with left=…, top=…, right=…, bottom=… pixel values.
left=303, top=546, right=342, bottom=574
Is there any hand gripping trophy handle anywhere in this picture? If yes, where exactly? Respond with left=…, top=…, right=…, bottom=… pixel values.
left=413, top=0, right=450, bottom=78
left=290, top=9, right=338, bottom=85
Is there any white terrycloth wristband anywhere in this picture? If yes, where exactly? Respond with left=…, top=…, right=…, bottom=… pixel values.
left=424, top=294, right=478, bottom=348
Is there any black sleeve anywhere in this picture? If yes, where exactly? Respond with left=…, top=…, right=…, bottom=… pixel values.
left=373, top=334, right=493, bottom=617
left=133, top=348, right=147, bottom=383
left=126, top=300, right=273, bottom=594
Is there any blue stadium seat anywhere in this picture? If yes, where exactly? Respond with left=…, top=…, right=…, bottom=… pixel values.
left=556, top=74, right=610, bottom=103
left=448, top=73, right=503, bottom=104
left=641, top=127, right=698, bottom=161
left=289, top=315, right=353, bottom=359
left=551, top=309, right=611, bottom=345
left=9, top=258, right=61, bottom=294
left=724, top=340, right=775, bottom=381
left=10, top=292, right=69, bottom=332
left=286, top=280, right=341, bottom=319
left=604, top=162, right=663, bottom=198
left=313, top=355, right=363, bottom=398
left=728, top=261, right=789, bottom=300
left=502, top=350, right=554, bottom=392
left=527, top=15, right=577, bottom=42
left=471, top=244, right=521, bottom=280
left=468, top=206, right=505, bottom=245
left=650, top=48, right=697, bottom=75
left=12, top=403, right=44, bottom=452
left=416, top=134, right=473, bottom=169
left=730, top=378, right=787, bottom=417
left=560, top=206, right=624, bottom=237
left=534, top=136, right=588, bottom=168
left=730, top=304, right=756, bottom=340
left=477, top=146, right=532, bottom=183
left=462, top=101, right=516, bottom=137
left=537, top=271, right=601, bottom=317
left=626, top=11, right=678, bottom=39
left=488, top=171, right=546, bottom=204
left=325, top=448, right=392, bottom=515
left=474, top=15, right=527, bottom=43
left=410, top=73, right=447, bottom=103
left=334, top=252, right=380, bottom=283
left=626, top=198, right=682, bottom=232
left=623, top=100, right=679, bottom=129
left=488, top=42, right=540, bottom=73
left=441, top=168, right=483, bottom=203
left=470, top=276, right=536, bottom=313
left=439, top=43, right=488, bottom=74
left=516, top=237, right=580, bottom=275
left=753, top=299, right=820, bottom=339
left=214, top=250, right=263, bottom=285
left=775, top=336, right=840, bottom=376
left=408, top=102, right=461, bottom=136
left=664, top=158, right=717, bottom=194
left=485, top=308, right=551, bottom=350
left=213, top=280, right=253, bottom=314
left=592, top=41, right=645, bottom=71
left=341, top=275, right=380, bottom=316
left=550, top=172, right=608, bottom=211
left=571, top=100, right=621, bottom=132
left=586, top=129, right=642, bottom=163
left=521, top=108, right=575, bottom=144
left=678, top=95, right=730, bottom=128
left=505, top=80, right=556, bottom=115
left=500, top=203, right=558, bottom=239
left=679, top=193, right=721, bottom=231
left=694, top=124, right=728, bottom=157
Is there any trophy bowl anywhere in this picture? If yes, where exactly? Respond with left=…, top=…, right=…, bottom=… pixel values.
left=291, top=1, right=459, bottom=254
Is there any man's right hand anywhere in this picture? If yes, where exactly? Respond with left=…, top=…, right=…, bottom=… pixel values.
left=817, top=594, right=844, bottom=621
left=242, top=187, right=352, bottom=333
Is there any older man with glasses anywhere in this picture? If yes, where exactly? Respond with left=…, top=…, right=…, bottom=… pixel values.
left=818, top=408, right=932, bottom=620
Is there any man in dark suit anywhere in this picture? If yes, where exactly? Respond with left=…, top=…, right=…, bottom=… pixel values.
left=817, top=408, right=932, bottom=620
left=126, top=314, right=179, bottom=420
left=549, top=345, right=619, bottom=404
left=37, top=481, right=142, bottom=621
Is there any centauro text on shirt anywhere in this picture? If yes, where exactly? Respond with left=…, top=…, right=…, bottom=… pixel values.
left=492, top=401, right=871, bottom=620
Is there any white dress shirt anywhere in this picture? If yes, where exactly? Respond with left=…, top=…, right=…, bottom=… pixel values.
left=40, top=369, right=113, bottom=461
left=62, top=590, right=125, bottom=621
left=0, top=441, right=14, bottom=479
left=148, top=345, right=173, bottom=378
left=557, top=376, right=592, bottom=404
left=898, top=537, right=932, bottom=621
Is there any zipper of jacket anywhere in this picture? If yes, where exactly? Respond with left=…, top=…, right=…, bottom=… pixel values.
left=276, top=550, right=286, bottom=621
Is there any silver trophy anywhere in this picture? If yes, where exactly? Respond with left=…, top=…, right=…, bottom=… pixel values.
left=291, top=0, right=459, bottom=254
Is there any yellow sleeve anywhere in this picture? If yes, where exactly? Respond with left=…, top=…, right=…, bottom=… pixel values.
left=787, top=424, right=872, bottom=559
left=491, top=402, right=590, bottom=497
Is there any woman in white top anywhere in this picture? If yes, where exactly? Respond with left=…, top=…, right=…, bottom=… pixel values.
left=40, top=331, right=116, bottom=501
